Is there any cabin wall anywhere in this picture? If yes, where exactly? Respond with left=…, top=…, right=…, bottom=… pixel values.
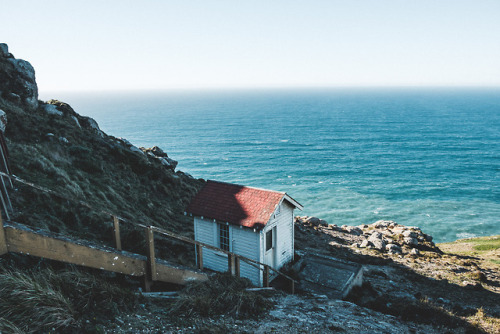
left=261, top=201, right=295, bottom=271
left=193, top=217, right=261, bottom=286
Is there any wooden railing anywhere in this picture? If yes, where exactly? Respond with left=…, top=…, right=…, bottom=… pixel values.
left=0, top=171, right=296, bottom=293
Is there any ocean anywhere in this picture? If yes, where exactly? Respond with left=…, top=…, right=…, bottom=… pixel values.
left=46, top=88, right=500, bottom=243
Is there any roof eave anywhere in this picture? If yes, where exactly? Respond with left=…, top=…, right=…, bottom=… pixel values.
left=282, top=194, right=304, bottom=210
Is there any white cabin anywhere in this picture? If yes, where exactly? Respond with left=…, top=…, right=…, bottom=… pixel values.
left=187, top=180, right=303, bottom=286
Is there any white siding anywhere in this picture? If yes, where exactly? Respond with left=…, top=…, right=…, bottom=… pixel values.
left=193, top=217, right=228, bottom=273
left=261, top=201, right=295, bottom=270
left=194, top=217, right=262, bottom=286
left=232, top=226, right=261, bottom=286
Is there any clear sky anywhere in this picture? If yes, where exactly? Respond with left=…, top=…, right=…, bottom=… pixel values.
left=2, top=0, right=500, bottom=93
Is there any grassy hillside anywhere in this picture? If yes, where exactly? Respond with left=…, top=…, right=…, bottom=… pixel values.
left=1, top=96, right=203, bottom=260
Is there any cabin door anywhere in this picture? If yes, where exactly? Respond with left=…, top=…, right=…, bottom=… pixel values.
left=264, top=226, right=276, bottom=268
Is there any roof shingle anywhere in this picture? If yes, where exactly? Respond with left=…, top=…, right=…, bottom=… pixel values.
left=187, top=180, right=288, bottom=229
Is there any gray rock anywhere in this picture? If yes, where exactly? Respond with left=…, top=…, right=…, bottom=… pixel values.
left=81, top=116, right=104, bottom=137
left=44, top=104, right=63, bottom=116
left=410, top=248, right=420, bottom=255
left=370, top=238, right=386, bottom=251
left=328, top=224, right=340, bottom=231
left=0, top=43, right=9, bottom=57
left=129, top=145, right=144, bottom=155
left=402, top=230, right=418, bottom=238
left=404, top=237, right=419, bottom=247
left=159, top=156, right=178, bottom=170
left=359, top=239, right=371, bottom=248
left=307, top=217, right=322, bottom=226
left=0, top=109, right=7, bottom=133
left=386, top=243, right=402, bottom=254
left=118, top=137, right=132, bottom=147
left=372, top=220, right=394, bottom=228
left=344, top=226, right=362, bottom=235
left=71, top=116, right=81, bottom=128
left=368, top=232, right=383, bottom=241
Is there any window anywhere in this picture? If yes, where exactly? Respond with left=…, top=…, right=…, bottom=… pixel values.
left=265, top=229, right=273, bottom=251
left=219, top=224, right=230, bottom=251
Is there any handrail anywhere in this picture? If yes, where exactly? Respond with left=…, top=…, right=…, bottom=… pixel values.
left=0, top=171, right=297, bottom=290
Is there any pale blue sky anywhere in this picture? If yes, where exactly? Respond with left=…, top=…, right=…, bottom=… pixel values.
left=2, top=0, right=500, bottom=93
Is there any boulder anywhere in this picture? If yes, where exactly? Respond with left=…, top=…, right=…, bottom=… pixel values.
left=371, top=220, right=395, bottom=229
left=307, top=217, right=322, bottom=226
left=343, top=226, right=362, bottom=235
left=410, top=248, right=420, bottom=255
left=80, top=116, right=104, bottom=137
left=44, top=104, right=63, bottom=116
left=359, top=239, right=371, bottom=248
left=0, top=45, right=38, bottom=110
left=159, top=156, right=178, bottom=170
left=402, top=230, right=418, bottom=238
left=129, top=145, right=144, bottom=155
left=368, top=232, right=383, bottom=241
left=0, top=44, right=9, bottom=57
left=404, top=237, right=419, bottom=247
left=386, top=243, right=402, bottom=254
left=142, top=146, right=168, bottom=158
left=0, top=109, right=6, bottom=133
left=370, top=238, right=386, bottom=251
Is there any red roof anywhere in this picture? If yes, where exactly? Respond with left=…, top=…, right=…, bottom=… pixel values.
left=187, top=180, right=300, bottom=229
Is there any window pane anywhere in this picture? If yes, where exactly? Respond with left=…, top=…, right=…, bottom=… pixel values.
left=266, top=230, right=273, bottom=251
left=219, top=224, right=229, bottom=251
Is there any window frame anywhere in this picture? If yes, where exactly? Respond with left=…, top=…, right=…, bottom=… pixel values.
left=219, top=223, right=230, bottom=251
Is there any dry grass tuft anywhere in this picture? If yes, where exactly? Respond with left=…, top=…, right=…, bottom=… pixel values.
left=170, top=273, right=274, bottom=318
left=0, top=266, right=137, bottom=333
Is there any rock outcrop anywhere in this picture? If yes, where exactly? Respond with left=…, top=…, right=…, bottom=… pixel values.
left=0, top=43, right=38, bottom=110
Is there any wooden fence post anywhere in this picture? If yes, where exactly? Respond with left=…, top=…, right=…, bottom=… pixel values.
left=263, top=265, right=270, bottom=287
left=0, top=214, right=7, bottom=255
left=234, top=256, right=240, bottom=277
left=112, top=216, right=122, bottom=251
left=228, top=253, right=234, bottom=274
left=144, top=227, right=156, bottom=292
left=196, top=244, right=203, bottom=270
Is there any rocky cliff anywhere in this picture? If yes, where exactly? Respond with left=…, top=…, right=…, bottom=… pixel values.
left=0, top=44, right=38, bottom=110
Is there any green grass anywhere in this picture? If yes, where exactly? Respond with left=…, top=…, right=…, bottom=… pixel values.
left=471, top=237, right=500, bottom=251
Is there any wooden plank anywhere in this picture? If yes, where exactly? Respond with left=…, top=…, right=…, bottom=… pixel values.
left=4, top=225, right=208, bottom=286
left=196, top=244, right=203, bottom=270
left=0, top=215, right=7, bottom=255
left=113, top=216, right=122, bottom=251
left=156, top=264, right=208, bottom=285
left=5, top=226, right=146, bottom=276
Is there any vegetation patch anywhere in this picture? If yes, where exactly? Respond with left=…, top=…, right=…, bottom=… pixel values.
left=169, top=273, right=274, bottom=318
left=0, top=265, right=137, bottom=333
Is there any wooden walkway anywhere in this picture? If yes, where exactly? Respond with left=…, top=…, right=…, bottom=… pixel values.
left=0, top=219, right=208, bottom=289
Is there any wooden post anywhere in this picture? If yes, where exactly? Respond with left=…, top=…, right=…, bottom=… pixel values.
left=0, top=214, right=7, bottom=255
left=196, top=244, right=203, bottom=270
left=228, top=253, right=234, bottom=274
left=234, top=256, right=240, bottom=277
left=290, top=279, right=295, bottom=294
left=144, top=227, right=156, bottom=292
left=112, top=216, right=122, bottom=251
left=263, top=265, right=270, bottom=287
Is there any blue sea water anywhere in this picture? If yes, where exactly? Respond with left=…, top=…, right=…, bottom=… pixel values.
left=48, top=88, right=500, bottom=243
